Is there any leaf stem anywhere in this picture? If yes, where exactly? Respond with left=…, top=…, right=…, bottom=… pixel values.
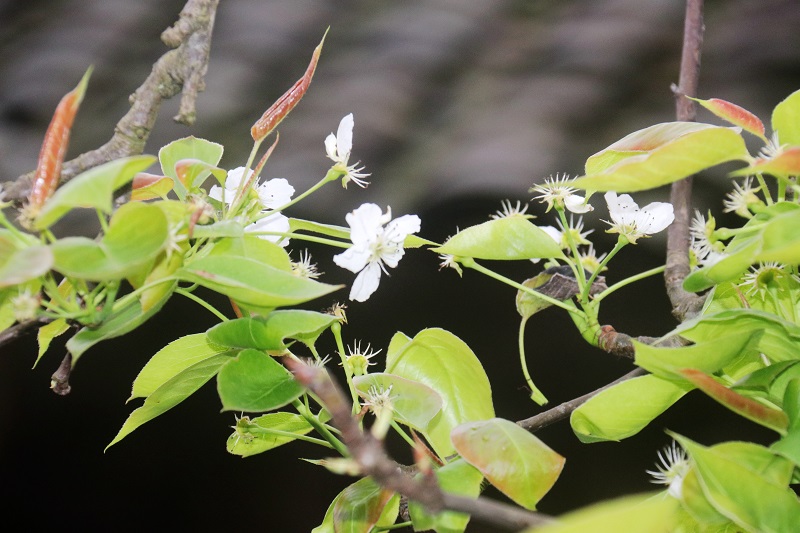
left=175, top=288, right=229, bottom=321
left=518, top=315, right=548, bottom=405
left=592, top=265, right=667, bottom=305
left=292, top=399, right=349, bottom=457
left=580, top=237, right=626, bottom=302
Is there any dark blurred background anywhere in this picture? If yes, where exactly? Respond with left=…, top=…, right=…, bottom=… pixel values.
left=0, top=0, right=797, bottom=531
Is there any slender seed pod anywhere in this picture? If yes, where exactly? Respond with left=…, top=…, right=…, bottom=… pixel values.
left=250, top=29, right=328, bottom=142
left=27, top=67, right=93, bottom=215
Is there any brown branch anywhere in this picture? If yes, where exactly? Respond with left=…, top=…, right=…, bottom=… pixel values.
left=517, top=367, right=647, bottom=432
left=665, top=0, right=706, bottom=321
left=284, top=358, right=555, bottom=531
left=0, top=317, right=50, bottom=348
left=5, top=0, right=220, bottom=203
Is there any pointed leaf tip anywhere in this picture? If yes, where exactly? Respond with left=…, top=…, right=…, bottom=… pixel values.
left=690, top=96, right=766, bottom=140
left=250, top=30, right=328, bottom=142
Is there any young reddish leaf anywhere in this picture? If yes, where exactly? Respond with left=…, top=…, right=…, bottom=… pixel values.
left=733, top=147, right=800, bottom=181
left=131, top=172, right=174, bottom=201
left=679, top=368, right=788, bottom=434
left=251, top=133, right=280, bottom=178
left=690, top=96, right=767, bottom=140
left=27, top=67, right=93, bottom=215
left=250, top=29, right=328, bottom=142
left=173, top=158, right=226, bottom=189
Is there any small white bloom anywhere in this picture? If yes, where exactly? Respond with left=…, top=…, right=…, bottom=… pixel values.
left=490, top=199, right=533, bottom=220
left=722, top=177, right=761, bottom=219
left=326, top=114, right=371, bottom=189
left=341, top=340, right=381, bottom=376
left=334, top=203, right=421, bottom=302
left=578, top=244, right=607, bottom=274
left=604, top=192, right=674, bottom=244
left=689, top=211, right=726, bottom=267
left=211, top=167, right=295, bottom=247
left=290, top=250, right=321, bottom=279
left=530, top=173, right=593, bottom=214
left=758, top=131, right=785, bottom=160
left=646, top=441, right=690, bottom=500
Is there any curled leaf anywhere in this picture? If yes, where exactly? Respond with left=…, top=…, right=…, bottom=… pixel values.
left=251, top=29, right=328, bottom=141
left=27, top=67, right=92, bottom=215
left=689, top=96, right=767, bottom=140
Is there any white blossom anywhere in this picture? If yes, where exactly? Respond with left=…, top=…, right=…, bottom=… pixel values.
left=210, top=167, right=295, bottom=247
left=326, top=114, right=371, bottom=189
left=603, top=191, right=674, bottom=244
left=646, top=441, right=690, bottom=500
left=530, top=174, right=593, bottom=214
left=333, top=203, right=421, bottom=302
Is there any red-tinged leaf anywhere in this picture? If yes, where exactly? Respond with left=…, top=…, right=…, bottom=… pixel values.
left=250, top=29, right=328, bottom=142
left=679, top=368, right=789, bottom=434
left=28, top=67, right=93, bottom=213
left=131, top=172, right=174, bottom=201
left=690, top=96, right=767, bottom=140
left=734, top=147, right=800, bottom=181
left=173, top=158, right=226, bottom=189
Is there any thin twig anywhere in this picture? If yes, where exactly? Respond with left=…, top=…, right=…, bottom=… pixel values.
left=0, top=318, right=50, bottom=349
left=5, top=0, right=220, bottom=203
left=665, top=0, right=706, bottom=321
left=517, top=368, right=647, bottom=432
left=284, top=358, right=554, bottom=531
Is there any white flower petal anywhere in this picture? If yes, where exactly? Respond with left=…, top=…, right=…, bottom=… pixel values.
left=565, top=194, right=593, bottom=214
left=636, top=202, right=674, bottom=234
left=208, top=184, right=225, bottom=202
left=349, top=262, right=382, bottom=302
left=346, top=203, right=386, bottom=246
left=384, top=214, right=421, bottom=244
left=257, top=178, right=294, bottom=208
left=333, top=245, right=371, bottom=274
left=336, top=113, right=354, bottom=159
left=226, top=167, right=250, bottom=191
left=325, top=133, right=339, bottom=162
left=246, top=213, right=291, bottom=246
left=540, top=225, right=562, bottom=243
left=605, top=191, right=640, bottom=225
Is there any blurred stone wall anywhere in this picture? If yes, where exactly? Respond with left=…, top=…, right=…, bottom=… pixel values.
left=0, top=1, right=798, bottom=531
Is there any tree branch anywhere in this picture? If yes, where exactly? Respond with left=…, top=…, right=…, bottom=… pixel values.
left=284, top=357, right=555, bottom=531
left=665, top=0, right=706, bottom=321
left=5, top=0, right=220, bottom=203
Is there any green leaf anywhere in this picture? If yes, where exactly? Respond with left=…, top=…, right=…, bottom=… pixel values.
left=522, top=493, right=680, bottom=533
left=35, top=318, right=69, bottom=367
left=179, top=255, right=341, bottom=309
left=190, top=220, right=245, bottom=239
left=432, top=217, right=564, bottom=261
left=683, top=238, right=761, bottom=293
left=712, top=441, right=795, bottom=487
left=0, top=229, right=53, bottom=288
left=633, top=329, right=760, bottom=381
left=217, top=348, right=303, bottom=412
left=51, top=202, right=168, bottom=280
left=451, top=418, right=564, bottom=510
left=570, top=374, right=692, bottom=443
left=66, top=290, right=171, bottom=364
left=131, top=172, right=174, bottom=201
left=226, top=412, right=314, bottom=457
left=756, top=208, right=800, bottom=264
left=574, top=123, right=748, bottom=192
left=408, top=459, right=483, bottom=533
left=772, top=88, right=800, bottom=146
left=353, top=373, right=443, bottom=432
left=131, top=333, right=231, bottom=399
left=681, top=467, right=733, bottom=526
left=384, top=328, right=494, bottom=458
left=107, top=353, right=231, bottom=449
left=732, top=147, right=800, bottom=182
left=206, top=310, right=337, bottom=352
left=673, top=434, right=800, bottom=533
left=34, top=155, right=156, bottom=229
left=332, top=477, right=396, bottom=533
left=159, top=136, right=223, bottom=200
left=676, top=309, right=800, bottom=363
left=208, top=234, right=293, bottom=271
left=733, top=361, right=800, bottom=405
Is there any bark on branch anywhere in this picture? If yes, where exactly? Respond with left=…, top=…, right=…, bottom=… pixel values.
left=665, top=0, right=706, bottom=321
left=284, top=357, right=555, bottom=531
left=5, top=0, right=220, bottom=203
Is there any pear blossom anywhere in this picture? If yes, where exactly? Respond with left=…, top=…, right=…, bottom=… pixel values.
left=326, top=114, right=370, bottom=189
left=490, top=199, right=533, bottom=220
left=334, top=203, right=421, bottom=302
left=603, top=192, right=674, bottom=244
left=722, top=177, right=761, bottom=218
left=210, top=167, right=295, bottom=247
left=689, top=211, right=726, bottom=267
left=530, top=173, right=593, bottom=214
left=646, top=441, right=690, bottom=499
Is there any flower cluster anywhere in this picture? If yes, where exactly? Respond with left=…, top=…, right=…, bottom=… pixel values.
left=210, top=167, right=295, bottom=247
